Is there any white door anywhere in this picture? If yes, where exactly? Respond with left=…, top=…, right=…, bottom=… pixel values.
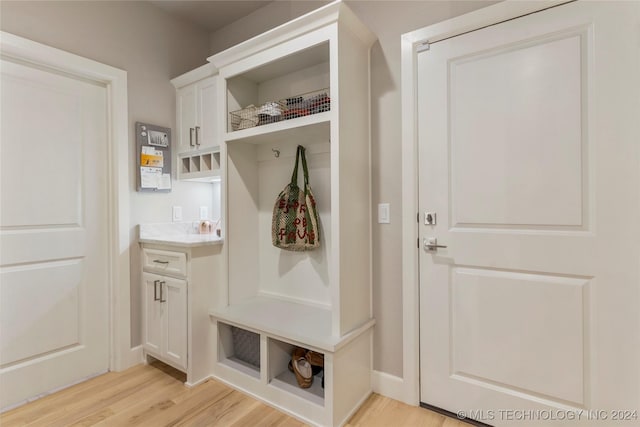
left=142, top=273, right=186, bottom=370
left=143, top=273, right=162, bottom=355
left=177, top=84, right=197, bottom=152
left=0, top=57, right=109, bottom=409
left=197, top=76, right=218, bottom=149
left=418, top=2, right=640, bottom=425
left=162, top=277, right=187, bottom=369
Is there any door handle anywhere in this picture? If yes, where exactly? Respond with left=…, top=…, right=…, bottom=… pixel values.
left=153, top=280, right=160, bottom=301
left=160, top=281, right=166, bottom=303
left=189, top=127, right=195, bottom=146
left=195, top=126, right=201, bottom=146
left=424, top=238, right=447, bottom=252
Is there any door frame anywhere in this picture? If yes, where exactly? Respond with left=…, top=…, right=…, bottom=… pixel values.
left=399, top=1, right=572, bottom=405
left=0, top=32, right=135, bottom=373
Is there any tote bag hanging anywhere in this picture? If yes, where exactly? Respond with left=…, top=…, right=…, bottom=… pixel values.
left=272, top=145, right=320, bottom=251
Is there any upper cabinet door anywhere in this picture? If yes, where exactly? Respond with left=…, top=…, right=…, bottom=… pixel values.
left=177, top=84, right=197, bottom=153
left=196, top=76, right=218, bottom=149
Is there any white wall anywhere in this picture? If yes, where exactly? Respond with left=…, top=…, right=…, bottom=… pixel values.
left=0, top=0, right=214, bottom=346
left=209, top=0, right=496, bottom=378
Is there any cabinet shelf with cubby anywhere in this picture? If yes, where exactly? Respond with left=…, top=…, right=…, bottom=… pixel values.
left=171, top=63, right=222, bottom=182
left=207, top=2, right=375, bottom=425
left=178, top=147, right=221, bottom=182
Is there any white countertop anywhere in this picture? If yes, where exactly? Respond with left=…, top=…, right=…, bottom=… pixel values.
left=138, top=222, right=223, bottom=248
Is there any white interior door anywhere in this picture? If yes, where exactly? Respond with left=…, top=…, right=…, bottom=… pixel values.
left=418, top=2, right=640, bottom=425
left=0, top=56, right=109, bottom=409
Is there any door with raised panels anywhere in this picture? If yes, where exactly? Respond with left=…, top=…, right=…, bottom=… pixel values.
left=177, top=84, right=197, bottom=152
left=0, top=57, right=109, bottom=408
left=162, top=277, right=187, bottom=369
left=418, top=2, right=639, bottom=425
left=143, top=273, right=162, bottom=355
left=196, top=76, right=218, bottom=149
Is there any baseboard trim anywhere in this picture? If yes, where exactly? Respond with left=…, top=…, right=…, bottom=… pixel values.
left=371, top=370, right=409, bottom=404
left=121, top=345, right=144, bottom=370
left=184, top=375, right=210, bottom=388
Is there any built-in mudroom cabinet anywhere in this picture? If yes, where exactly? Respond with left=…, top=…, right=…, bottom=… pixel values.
left=206, top=2, right=376, bottom=426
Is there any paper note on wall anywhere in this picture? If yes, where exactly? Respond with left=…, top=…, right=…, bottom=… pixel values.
left=140, top=166, right=163, bottom=189
left=141, top=146, right=164, bottom=168
left=158, top=173, right=171, bottom=190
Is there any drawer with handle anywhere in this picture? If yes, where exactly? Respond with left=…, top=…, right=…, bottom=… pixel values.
left=142, top=248, right=187, bottom=277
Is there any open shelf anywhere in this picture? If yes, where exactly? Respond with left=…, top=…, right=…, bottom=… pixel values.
left=178, top=148, right=221, bottom=182
left=225, top=41, right=330, bottom=135
left=225, top=111, right=330, bottom=145
left=210, top=296, right=374, bottom=352
left=220, top=356, right=260, bottom=380
left=239, top=43, right=329, bottom=84
left=271, top=370, right=325, bottom=407
left=217, top=322, right=261, bottom=379
left=268, top=337, right=325, bottom=406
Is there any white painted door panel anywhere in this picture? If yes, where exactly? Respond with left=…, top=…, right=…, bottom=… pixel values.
left=142, top=273, right=187, bottom=370
left=0, top=58, right=108, bottom=409
left=418, top=2, right=640, bottom=425
left=177, top=84, right=197, bottom=152
left=143, top=273, right=162, bottom=355
left=163, top=278, right=187, bottom=369
left=197, top=76, right=218, bottom=149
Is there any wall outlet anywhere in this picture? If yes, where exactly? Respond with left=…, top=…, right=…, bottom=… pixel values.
left=200, top=206, right=209, bottom=220
left=172, top=206, right=182, bottom=222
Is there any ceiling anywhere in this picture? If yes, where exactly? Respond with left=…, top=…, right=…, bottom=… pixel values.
left=149, top=1, right=273, bottom=32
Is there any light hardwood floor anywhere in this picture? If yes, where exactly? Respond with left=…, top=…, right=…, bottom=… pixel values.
left=1, top=362, right=469, bottom=427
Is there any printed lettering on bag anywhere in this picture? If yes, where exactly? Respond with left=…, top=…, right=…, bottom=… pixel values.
left=293, top=217, right=307, bottom=227
left=278, top=197, right=301, bottom=214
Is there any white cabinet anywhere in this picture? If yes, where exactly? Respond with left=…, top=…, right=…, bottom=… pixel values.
left=176, top=76, right=218, bottom=152
left=143, top=272, right=187, bottom=370
left=207, top=3, right=375, bottom=425
left=140, top=242, right=222, bottom=386
left=172, top=64, right=222, bottom=182
left=176, top=83, right=197, bottom=152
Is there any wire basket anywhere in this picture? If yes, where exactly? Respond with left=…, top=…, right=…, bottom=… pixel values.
left=229, top=88, right=330, bottom=131
left=280, top=88, right=330, bottom=120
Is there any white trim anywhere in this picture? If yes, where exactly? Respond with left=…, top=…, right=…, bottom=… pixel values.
left=207, top=1, right=374, bottom=70
left=127, top=345, right=144, bottom=368
left=371, top=370, right=406, bottom=403
left=170, top=62, right=217, bottom=89
left=0, top=32, right=132, bottom=372
left=399, top=0, right=573, bottom=406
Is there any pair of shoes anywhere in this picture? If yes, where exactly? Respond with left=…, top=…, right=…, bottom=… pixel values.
left=305, top=350, right=324, bottom=368
left=291, top=347, right=313, bottom=388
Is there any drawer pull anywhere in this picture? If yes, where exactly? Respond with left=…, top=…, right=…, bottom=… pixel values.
left=153, top=259, right=169, bottom=264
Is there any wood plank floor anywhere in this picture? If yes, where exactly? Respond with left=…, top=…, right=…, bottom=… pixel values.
left=1, top=362, right=469, bottom=427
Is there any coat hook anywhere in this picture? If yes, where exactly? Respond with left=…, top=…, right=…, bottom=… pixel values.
left=272, top=149, right=280, bottom=158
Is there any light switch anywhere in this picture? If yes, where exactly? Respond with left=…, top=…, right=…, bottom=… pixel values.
left=172, top=206, right=182, bottom=222
left=200, top=206, right=209, bottom=220
left=378, top=203, right=390, bottom=224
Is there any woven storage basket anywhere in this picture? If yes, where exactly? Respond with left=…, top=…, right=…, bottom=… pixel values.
left=231, top=326, right=260, bottom=368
